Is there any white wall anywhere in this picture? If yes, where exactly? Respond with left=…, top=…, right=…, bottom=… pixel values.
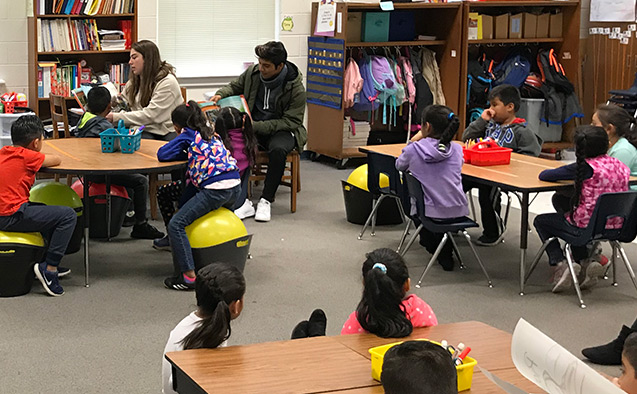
left=0, top=0, right=29, bottom=96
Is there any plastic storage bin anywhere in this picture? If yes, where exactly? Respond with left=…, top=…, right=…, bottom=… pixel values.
left=0, top=112, right=36, bottom=148
left=362, top=12, right=390, bottom=42
left=0, top=231, right=46, bottom=297
left=1, top=100, right=28, bottom=114
left=518, top=98, right=563, bottom=142
left=463, top=141, right=512, bottom=166
left=71, top=180, right=130, bottom=239
left=100, top=120, right=142, bottom=153
left=369, top=340, right=477, bottom=392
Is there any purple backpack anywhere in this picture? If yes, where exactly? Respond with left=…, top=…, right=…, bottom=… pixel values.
left=352, top=55, right=398, bottom=125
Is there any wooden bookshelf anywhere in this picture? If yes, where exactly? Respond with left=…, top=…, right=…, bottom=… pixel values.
left=467, top=38, right=564, bottom=45
left=27, top=2, right=138, bottom=119
left=346, top=40, right=446, bottom=47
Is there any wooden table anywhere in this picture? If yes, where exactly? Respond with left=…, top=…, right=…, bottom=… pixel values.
left=39, top=138, right=185, bottom=286
left=166, top=321, right=544, bottom=394
left=359, top=143, right=578, bottom=295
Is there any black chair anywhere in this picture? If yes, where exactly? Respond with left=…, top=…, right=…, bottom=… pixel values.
left=358, top=152, right=406, bottom=239
left=525, top=191, right=637, bottom=308
left=398, top=172, right=493, bottom=288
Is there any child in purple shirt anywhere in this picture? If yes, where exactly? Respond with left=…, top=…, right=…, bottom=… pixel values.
left=396, top=105, right=468, bottom=271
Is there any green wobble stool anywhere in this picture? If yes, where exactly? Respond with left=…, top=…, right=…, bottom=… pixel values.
left=174, top=207, right=252, bottom=275
left=0, top=231, right=46, bottom=297
left=30, top=182, right=84, bottom=254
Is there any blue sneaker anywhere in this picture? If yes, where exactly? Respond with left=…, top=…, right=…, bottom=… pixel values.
left=33, top=262, right=64, bottom=296
left=57, top=266, right=71, bottom=278
left=152, top=235, right=171, bottom=251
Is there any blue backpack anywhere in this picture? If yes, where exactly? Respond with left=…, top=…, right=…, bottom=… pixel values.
left=352, top=56, right=381, bottom=113
left=352, top=55, right=399, bottom=125
left=493, top=49, right=532, bottom=88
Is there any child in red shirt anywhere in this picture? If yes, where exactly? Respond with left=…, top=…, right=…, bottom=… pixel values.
left=0, top=115, right=76, bottom=296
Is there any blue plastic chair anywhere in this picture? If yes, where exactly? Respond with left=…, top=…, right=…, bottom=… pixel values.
left=525, top=191, right=637, bottom=308
left=399, top=172, right=493, bottom=289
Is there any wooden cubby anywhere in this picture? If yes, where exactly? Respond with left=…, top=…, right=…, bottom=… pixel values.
left=27, top=2, right=138, bottom=119
left=460, top=0, right=581, bottom=147
left=307, top=2, right=463, bottom=166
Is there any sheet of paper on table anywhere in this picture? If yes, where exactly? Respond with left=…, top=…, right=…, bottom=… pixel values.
left=481, top=318, right=624, bottom=394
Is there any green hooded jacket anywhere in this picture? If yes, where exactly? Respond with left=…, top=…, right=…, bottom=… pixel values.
left=215, top=62, right=307, bottom=151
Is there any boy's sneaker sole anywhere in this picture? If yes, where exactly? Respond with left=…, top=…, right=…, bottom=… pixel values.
left=57, top=267, right=71, bottom=278
left=474, top=236, right=501, bottom=247
left=580, top=261, right=605, bottom=290
left=33, top=263, right=64, bottom=296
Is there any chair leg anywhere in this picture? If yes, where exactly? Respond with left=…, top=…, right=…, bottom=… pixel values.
left=371, top=195, right=388, bottom=237
left=416, top=233, right=449, bottom=289
left=448, top=233, right=465, bottom=270
left=66, top=175, right=73, bottom=186
left=609, top=242, right=618, bottom=285
left=467, top=191, right=477, bottom=221
left=295, top=154, right=301, bottom=192
left=290, top=156, right=297, bottom=213
left=462, top=230, right=493, bottom=287
left=358, top=196, right=385, bottom=240
left=396, top=220, right=412, bottom=254
left=524, top=237, right=556, bottom=285
left=564, top=244, right=586, bottom=309
left=395, top=196, right=407, bottom=223
left=149, top=173, right=159, bottom=221
left=614, top=241, right=637, bottom=293
left=399, top=224, right=423, bottom=257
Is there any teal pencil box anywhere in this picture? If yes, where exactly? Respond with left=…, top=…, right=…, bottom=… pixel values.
left=362, top=12, right=390, bottom=42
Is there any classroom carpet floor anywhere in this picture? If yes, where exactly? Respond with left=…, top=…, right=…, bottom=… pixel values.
left=3, top=158, right=637, bottom=393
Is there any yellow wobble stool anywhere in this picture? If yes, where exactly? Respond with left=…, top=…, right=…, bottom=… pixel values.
left=175, top=208, right=252, bottom=274
left=0, top=231, right=46, bottom=297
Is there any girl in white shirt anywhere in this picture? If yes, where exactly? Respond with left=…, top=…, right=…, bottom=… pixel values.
left=162, top=263, right=246, bottom=394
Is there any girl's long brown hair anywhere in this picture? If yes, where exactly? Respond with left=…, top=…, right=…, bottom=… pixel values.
left=126, top=40, right=175, bottom=108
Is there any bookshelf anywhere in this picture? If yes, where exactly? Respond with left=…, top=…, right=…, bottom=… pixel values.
left=27, top=0, right=138, bottom=119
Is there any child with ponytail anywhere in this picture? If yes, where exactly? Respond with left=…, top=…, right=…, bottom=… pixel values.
left=395, top=105, right=468, bottom=271
left=534, top=125, right=630, bottom=293
left=593, top=104, right=637, bottom=187
left=341, top=248, right=437, bottom=338
left=162, top=263, right=246, bottom=394
left=157, top=101, right=241, bottom=290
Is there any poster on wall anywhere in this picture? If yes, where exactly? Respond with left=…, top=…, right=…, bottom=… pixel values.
left=590, top=0, right=636, bottom=22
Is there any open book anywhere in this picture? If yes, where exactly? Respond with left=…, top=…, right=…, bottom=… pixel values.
left=198, top=95, right=251, bottom=125
left=71, top=82, right=122, bottom=111
left=481, top=319, right=624, bottom=394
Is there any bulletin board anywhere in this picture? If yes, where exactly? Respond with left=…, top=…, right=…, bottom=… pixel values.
left=306, top=36, right=345, bottom=109
left=590, top=0, right=636, bottom=22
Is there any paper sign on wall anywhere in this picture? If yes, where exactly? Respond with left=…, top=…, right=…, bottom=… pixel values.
left=590, top=0, right=636, bottom=22
left=315, top=0, right=337, bottom=35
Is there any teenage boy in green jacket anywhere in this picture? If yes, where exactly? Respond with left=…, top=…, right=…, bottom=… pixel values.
left=212, top=41, right=307, bottom=222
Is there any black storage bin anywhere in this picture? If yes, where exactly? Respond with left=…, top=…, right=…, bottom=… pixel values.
left=0, top=236, right=46, bottom=297
left=342, top=180, right=404, bottom=225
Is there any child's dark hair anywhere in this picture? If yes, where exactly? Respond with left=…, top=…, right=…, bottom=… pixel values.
left=87, top=86, right=111, bottom=115
left=214, top=107, right=258, bottom=166
left=180, top=263, right=246, bottom=350
left=421, top=105, right=459, bottom=152
left=595, top=104, right=637, bottom=149
left=11, top=115, right=45, bottom=147
left=255, top=41, right=287, bottom=66
left=171, top=104, right=191, bottom=129
left=382, top=341, right=458, bottom=394
left=356, top=248, right=412, bottom=338
left=488, top=84, right=521, bottom=112
left=625, top=332, right=637, bottom=379
left=570, top=125, right=609, bottom=221
left=171, top=100, right=228, bottom=145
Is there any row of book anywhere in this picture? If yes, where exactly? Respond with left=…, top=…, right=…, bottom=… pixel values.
left=37, top=0, right=134, bottom=15
left=38, top=19, right=101, bottom=52
left=37, top=61, right=128, bottom=98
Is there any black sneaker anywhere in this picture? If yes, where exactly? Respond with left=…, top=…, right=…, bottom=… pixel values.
left=34, top=262, right=64, bottom=296
left=131, top=222, right=165, bottom=239
left=164, top=276, right=196, bottom=291
left=291, top=321, right=310, bottom=339
left=475, top=234, right=500, bottom=247
left=308, top=309, right=327, bottom=337
left=57, top=266, right=71, bottom=278
left=582, top=325, right=634, bottom=365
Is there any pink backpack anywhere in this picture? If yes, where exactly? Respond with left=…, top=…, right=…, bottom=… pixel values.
left=398, top=55, right=416, bottom=105
left=343, top=58, right=363, bottom=109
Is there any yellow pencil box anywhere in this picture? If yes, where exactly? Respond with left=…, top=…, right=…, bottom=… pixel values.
left=369, top=339, right=477, bottom=392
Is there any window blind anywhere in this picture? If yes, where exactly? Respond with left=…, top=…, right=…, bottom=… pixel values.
left=158, top=0, right=276, bottom=78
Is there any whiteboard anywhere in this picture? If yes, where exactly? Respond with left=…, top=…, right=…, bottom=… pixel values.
left=590, top=0, right=636, bottom=22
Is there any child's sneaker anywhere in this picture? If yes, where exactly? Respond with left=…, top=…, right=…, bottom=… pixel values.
left=57, top=266, right=71, bottom=278
left=34, top=262, right=64, bottom=296
left=475, top=234, right=500, bottom=247
left=163, top=276, right=195, bottom=291
left=152, top=235, right=171, bottom=251
left=234, top=199, right=256, bottom=220
left=131, top=222, right=165, bottom=239
left=551, top=261, right=581, bottom=293
left=255, top=198, right=271, bottom=222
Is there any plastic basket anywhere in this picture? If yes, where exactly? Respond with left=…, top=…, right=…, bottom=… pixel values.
left=99, top=120, right=142, bottom=154
left=463, top=141, right=512, bottom=166
left=1, top=100, right=28, bottom=114
left=369, top=340, right=477, bottom=392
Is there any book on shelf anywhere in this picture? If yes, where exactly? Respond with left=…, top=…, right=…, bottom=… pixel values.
left=98, top=29, right=126, bottom=50
left=38, top=18, right=101, bottom=52
left=37, top=0, right=134, bottom=15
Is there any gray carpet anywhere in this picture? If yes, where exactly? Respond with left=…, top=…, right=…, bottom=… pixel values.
left=2, top=159, right=636, bottom=393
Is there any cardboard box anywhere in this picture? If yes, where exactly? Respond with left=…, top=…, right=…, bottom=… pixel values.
left=536, top=13, right=550, bottom=38
left=509, top=13, right=523, bottom=39
left=346, top=12, right=363, bottom=43
left=523, top=13, right=537, bottom=38
left=495, top=13, right=509, bottom=39
left=549, top=12, right=563, bottom=38
left=468, top=12, right=480, bottom=40
left=481, top=15, right=494, bottom=40
left=362, top=12, right=390, bottom=42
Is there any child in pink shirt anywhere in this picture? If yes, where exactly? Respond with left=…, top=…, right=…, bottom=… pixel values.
left=341, top=248, right=438, bottom=338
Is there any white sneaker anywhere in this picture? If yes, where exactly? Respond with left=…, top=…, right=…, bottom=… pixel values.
left=254, top=198, right=271, bottom=222
left=234, top=199, right=255, bottom=220
left=551, top=261, right=581, bottom=293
